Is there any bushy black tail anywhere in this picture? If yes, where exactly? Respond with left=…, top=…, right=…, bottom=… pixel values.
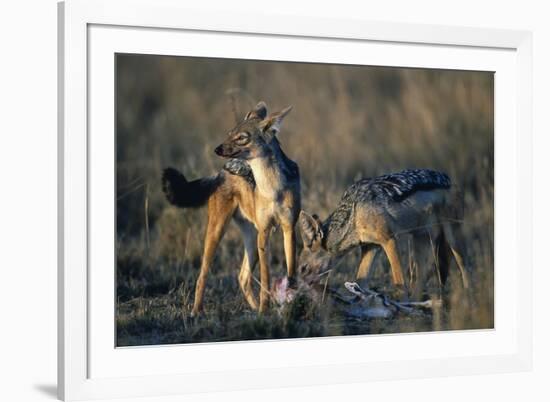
left=162, top=167, right=222, bottom=208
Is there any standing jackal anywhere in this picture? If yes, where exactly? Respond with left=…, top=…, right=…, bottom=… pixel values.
left=162, top=102, right=300, bottom=314
left=298, top=169, right=470, bottom=298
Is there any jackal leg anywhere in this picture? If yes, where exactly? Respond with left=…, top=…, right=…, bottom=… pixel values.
left=434, top=230, right=452, bottom=287
left=257, top=227, right=272, bottom=313
left=281, top=222, right=297, bottom=282
left=450, top=247, right=469, bottom=289
left=356, top=245, right=380, bottom=283
left=442, top=223, right=470, bottom=289
left=235, top=216, right=259, bottom=310
left=409, top=233, right=433, bottom=299
left=381, top=238, right=406, bottom=289
left=412, top=229, right=449, bottom=299
left=191, top=198, right=234, bottom=316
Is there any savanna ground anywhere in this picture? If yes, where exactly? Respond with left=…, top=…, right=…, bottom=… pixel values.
left=116, top=54, right=494, bottom=346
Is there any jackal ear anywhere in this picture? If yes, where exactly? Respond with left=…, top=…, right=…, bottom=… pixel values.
left=245, top=101, right=268, bottom=120
left=261, top=105, right=292, bottom=139
left=299, top=211, right=323, bottom=250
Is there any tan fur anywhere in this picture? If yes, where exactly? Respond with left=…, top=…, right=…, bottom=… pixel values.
left=354, top=189, right=469, bottom=293
left=189, top=103, right=300, bottom=315
left=299, top=187, right=469, bottom=299
left=193, top=186, right=238, bottom=314
left=354, top=189, right=469, bottom=294
left=243, top=170, right=300, bottom=312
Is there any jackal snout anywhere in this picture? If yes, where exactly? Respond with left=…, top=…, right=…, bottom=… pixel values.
left=214, top=141, right=247, bottom=159
left=214, top=144, right=223, bottom=156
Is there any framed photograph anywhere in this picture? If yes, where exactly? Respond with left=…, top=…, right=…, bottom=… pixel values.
left=58, top=0, right=533, bottom=400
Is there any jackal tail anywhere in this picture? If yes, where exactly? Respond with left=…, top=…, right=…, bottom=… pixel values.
left=162, top=167, right=222, bottom=208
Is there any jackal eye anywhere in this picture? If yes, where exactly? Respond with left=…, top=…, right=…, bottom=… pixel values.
left=234, top=132, right=250, bottom=145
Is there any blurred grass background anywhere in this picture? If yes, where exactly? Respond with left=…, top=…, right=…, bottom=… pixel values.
left=116, top=53, right=494, bottom=346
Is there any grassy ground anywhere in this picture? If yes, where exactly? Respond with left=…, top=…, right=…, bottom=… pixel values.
left=116, top=54, right=494, bottom=346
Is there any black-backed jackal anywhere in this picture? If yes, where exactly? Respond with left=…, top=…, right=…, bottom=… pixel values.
left=298, top=169, right=470, bottom=298
left=162, top=102, right=300, bottom=314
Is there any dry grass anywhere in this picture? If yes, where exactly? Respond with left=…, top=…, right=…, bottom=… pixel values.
left=115, top=54, right=494, bottom=346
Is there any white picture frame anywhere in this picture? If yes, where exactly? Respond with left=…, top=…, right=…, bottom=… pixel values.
left=58, top=0, right=533, bottom=400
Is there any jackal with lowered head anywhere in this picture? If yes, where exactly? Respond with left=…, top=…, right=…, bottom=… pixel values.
left=162, top=102, right=300, bottom=315
left=298, top=169, right=470, bottom=298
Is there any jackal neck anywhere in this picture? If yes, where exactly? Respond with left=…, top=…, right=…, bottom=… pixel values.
left=322, top=201, right=359, bottom=254
left=248, top=153, right=286, bottom=198
left=247, top=138, right=299, bottom=198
